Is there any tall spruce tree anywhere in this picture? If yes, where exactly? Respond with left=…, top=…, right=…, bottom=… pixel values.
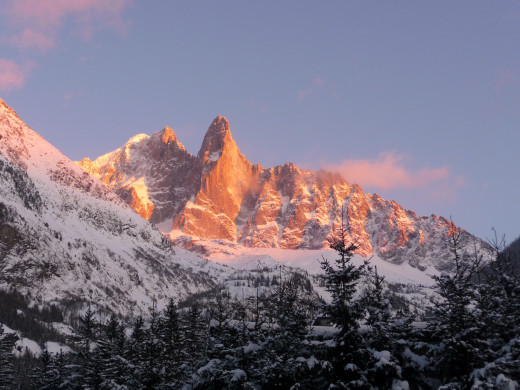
left=39, top=350, right=67, bottom=390
left=182, top=301, right=208, bottom=367
left=141, top=303, right=163, bottom=388
left=98, top=315, right=129, bottom=389
left=468, top=233, right=520, bottom=387
left=428, top=223, right=484, bottom=387
left=0, top=324, right=18, bottom=390
left=158, top=298, right=183, bottom=387
left=126, top=315, right=146, bottom=388
left=320, top=221, right=369, bottom=335
left=76, top=306, right=103, bottom=389
left=319, top=217, right=371, bottom=387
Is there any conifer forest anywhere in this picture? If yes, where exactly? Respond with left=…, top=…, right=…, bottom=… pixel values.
left=1, top=227, right=519, bottom=390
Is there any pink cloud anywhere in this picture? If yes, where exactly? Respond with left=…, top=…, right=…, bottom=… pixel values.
left=6, top=28, right=55, bottom=52
left=313, top=77, right=325, bottom=87
left=0, top=59, right=31, bottom=92
left=2, top=0, right=131, bottom=49
left=324, top=152, right=452, bottom=191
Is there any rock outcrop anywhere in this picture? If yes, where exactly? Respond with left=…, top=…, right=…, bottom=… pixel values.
left=78, top=116, right=491, bottom=271
left=0, top=98, right=219, bottom=316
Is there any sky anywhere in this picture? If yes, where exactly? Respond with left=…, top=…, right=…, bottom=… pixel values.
left=0, top=1, right=518, bottom=244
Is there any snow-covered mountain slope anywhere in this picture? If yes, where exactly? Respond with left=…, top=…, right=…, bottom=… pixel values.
left=79, top=116, right=492, bottom=272
left=168, top=234, right=439, bottom=286
left=0, top=98, right=226, bottom=316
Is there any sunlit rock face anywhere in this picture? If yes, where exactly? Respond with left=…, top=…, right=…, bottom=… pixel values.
left=79, top=116, right=491, bottom=269
left=77, top=126, right=200, bottom=223
left=174, top=116, right=255, bottom=240
left=0, top=98, right=217, bottom=316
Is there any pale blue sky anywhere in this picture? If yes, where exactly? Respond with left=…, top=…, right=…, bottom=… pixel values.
left=1, top=1, right=519, bottom=243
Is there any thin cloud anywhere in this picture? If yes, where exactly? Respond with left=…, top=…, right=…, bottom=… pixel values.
left=324, top=152, right=453, bottom=191
left=0, top=59, right=33, bottom=92
left=64, top=90, right=84, bottom=101
left=298, top=89, right=313, bottom=101
left=313, top=77, right=325, bottom=87
left=5, top=28, right=55, bottom=52
left=2, top=0, right=132, bottom=50
left=249, top=98, right=267, bottom=113
left=298, top=76, right=334, bottom=101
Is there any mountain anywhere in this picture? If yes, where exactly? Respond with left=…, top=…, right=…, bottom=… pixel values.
left=0, top=98, right=225, bottom=317
left=78, top=116, right=492, bottom=271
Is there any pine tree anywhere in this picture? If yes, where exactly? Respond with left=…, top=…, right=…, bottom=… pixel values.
left=361, top=267, right=415, bottom=390
left=98, top=315, right=129, bottom=389
left=428, top=223, right=484, bottom=386
left=319, top=219, right=371, bottom=387
left=209, top=294, right=233, bottom=346
left=141, top=303, right=162, bottom=388
left=159, top=298, right=183, bottom=387
left=182, top=301, right=208, bottom=367
left=363, top=266, right=392, bottom=350
left=253, top=274, right=321, bottom=389
left=75, top=306, right=103, bottom=389
left=39, top=350, right=67, bottom=390
left=319, top=222, right=369, bottom=335
left=467, top=233, right=520, bottom=387
left=126, top=315, right=146, bottom=388
left=0, top=324, right=18, bottom=390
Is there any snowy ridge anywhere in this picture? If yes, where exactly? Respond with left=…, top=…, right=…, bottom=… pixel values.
left=167, top=231, right=439, bottom=286
left=0, top=98, right=226, bottom=316
left=79, top=116, right=493, bottom=273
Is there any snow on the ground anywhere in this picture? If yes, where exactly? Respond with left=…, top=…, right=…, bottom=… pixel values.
left=14, top=337, right=41, bottom=357
left=166, top=230, right=439, bottom=286
left=206, top=245, right=438, bottom=286
left=45, top=341, right=72, bottom=354
left=2, top=322, right=70, bottom=357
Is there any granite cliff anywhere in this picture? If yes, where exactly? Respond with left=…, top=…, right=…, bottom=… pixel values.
left=78, top=116, right=491, bottom=271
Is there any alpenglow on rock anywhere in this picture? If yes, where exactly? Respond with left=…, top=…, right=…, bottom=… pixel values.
left=78, top=116, right=491, bottom=271
left=0, top=98, right=220, bottom=316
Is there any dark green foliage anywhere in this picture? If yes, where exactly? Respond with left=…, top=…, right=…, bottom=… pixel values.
left=98, top=316, right=129, bottom=388
left=4, top=225, right=520, bottom=389
left=0, top=289, right=65, bottom=344
left=319, top=223, right=369, bottom=334
left=0, top=324, right=18, bottom=390
left=158, top=299, right=183, bottom=385
left=38, top=350, right=67, bottom=390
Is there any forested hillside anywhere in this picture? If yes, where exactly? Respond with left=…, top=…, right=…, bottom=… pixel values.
left=1, top=226, right=518, bottom=389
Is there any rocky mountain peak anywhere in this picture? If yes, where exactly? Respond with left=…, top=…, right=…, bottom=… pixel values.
left=209, top=115, right=230, bottom=134
left=0, top=99, right=218, bottom=316
left=79, top=115, right=493, bottom=271
left=161, top=126, right=177, bottom=144
left=125, top=133, right=150, bottom=146
left=198, top=116, right=234, bottom=162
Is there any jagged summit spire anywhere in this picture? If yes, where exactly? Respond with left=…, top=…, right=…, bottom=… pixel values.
left=161, top=126, right=177, bottom=143
left=197, top=115, right=234, bottom=161
left=208, top=116, right=230, bottom=134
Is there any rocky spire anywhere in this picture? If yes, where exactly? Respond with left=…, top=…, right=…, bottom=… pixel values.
left=197, top=116, right=234, bottom=162
left=161, top=126, right=177, bottom=144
